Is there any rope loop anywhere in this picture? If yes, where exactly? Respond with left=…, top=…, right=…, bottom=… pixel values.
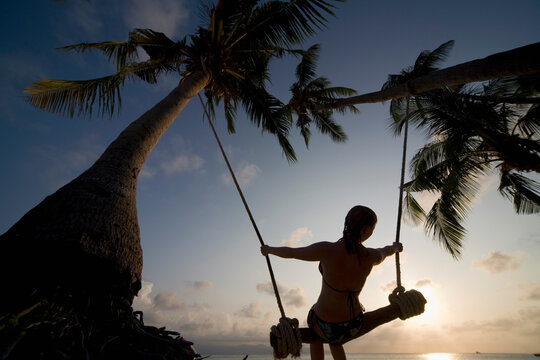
left=388, top=289, right=427, bottom=320
left=270, top=317, right=302, bottom=359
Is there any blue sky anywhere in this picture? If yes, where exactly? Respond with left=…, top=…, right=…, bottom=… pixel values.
left=1, top=0, right=540, bottom=355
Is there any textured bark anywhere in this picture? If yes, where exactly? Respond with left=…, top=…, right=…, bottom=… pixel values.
left=328, top=42, right=540, bottom=107
left=0, top=71, right=210, bottom=310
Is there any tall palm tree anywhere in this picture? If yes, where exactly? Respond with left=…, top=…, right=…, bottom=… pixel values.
left=0, top=1, right=346, bottom=357
left=400, top=74, right=540, bottom=259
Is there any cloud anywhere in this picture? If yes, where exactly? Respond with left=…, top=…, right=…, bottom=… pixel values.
left=381, top=281, right=397, bottom=293
left=186, top=281, right=213, bottom=293
left=221, top=162, right=260, bottom=187
left=67, top=1, right=102, bottom=35
left=380, top=279, right=433, bottom=293
left=473, top=251, right=528, bottom=275
left=282, top=227, right=313, bottom=247
left=154, top=291, right=185, bottom=310
left=133, top=280, right=154, bottom=307
left=139, top=165, right=157, bottom=179
left=132, top=281, right=279, bottom=354
left=415, top=279, right=433, bottom=288
left=256, top=281, right=307, bottom=308
left=161, top=154, right=205, bottom=175
left=235, top=302, right=262, bottom=318
left=122, top=0, right=189, bottom=36
left=520, top=284, right=540, bottom=301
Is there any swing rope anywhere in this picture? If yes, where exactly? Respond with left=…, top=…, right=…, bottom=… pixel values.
left=198, top=94, right=301, bottom=358
left=393, top=99, right=410, bottom=294
left=388, top=99, right=428, bottom=320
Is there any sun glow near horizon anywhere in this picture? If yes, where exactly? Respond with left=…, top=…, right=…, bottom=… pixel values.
left=423, top=353, right=455, bottom=360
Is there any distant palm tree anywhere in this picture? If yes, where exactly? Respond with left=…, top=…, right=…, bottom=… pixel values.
left=400, top=74, right=540, bottom=258
left=0, top=1, right=346, bottom=357
left=285, top=43, right=358, bottom=147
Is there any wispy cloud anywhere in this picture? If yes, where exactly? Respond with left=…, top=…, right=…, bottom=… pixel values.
left=185, top=280, right=213, bottom=293
left=161, top=154, right=205, bottom=175
left=520, top=283, right=540, bottom=301
left=221, top=162, right=260, bottom=187
left=132, top=280, right=270, bottom=352
left=282, top=227, right=313, bottom=247
left=256, top=281, right=307, bottom=308
left=122, top=0, right=189, bottom=36
left=415, top=279, right=433, bottom=288
left=66, top=1, right=103, bottom=36
left=473, top=251, right=528, bottom=275
left=154, top=291, right=185, bottom=310
left=235, top=302, right=262, bottom=318
left=380, top=278, right=433, bottom=293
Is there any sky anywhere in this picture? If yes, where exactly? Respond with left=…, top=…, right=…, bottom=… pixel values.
left=1, top=0, right=539, bottom=356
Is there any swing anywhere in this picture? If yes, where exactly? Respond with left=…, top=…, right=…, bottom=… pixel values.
left=199, top=95, right=426, bottom=358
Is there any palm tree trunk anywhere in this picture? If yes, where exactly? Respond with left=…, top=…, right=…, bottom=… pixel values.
left=0, top=70, right=210, bottom=312
left=328, top=42, right=540, bottom=107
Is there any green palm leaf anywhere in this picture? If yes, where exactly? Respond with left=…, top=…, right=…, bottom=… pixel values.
left=24, top=59, right=180, bottom=117
left=498, top=170, right=540, bottom=214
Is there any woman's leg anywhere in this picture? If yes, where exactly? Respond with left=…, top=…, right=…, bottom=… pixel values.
left=310, top=343, right=325, bottom=360
left=329, top=344, right=347, bottom=360
left=354, top=303, right=401, bottom=338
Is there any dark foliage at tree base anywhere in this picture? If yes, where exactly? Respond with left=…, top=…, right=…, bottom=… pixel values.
left=0, top=288, right=199, bottom=360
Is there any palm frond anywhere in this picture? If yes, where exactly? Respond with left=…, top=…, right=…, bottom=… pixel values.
left=240, top=82, right=296, bottom=162
left=24, top=76, right=124, bottom=118
left=59, top=29, right=184, bottom=70
left=425, top=198, right=464, bottom=259
left=312, top=110, right=347, bottom=142
left=514, top=104, right=540, bottom=137
left=312, top=85, right=358, bottom=99
left=244, top=0, right=341, bottom=48
left=514, top=72, right=540, bottom=97
left=412, top=40, right=454, bottom=75
left=498, top=170, right=540, bottom=214
left=60, top=40, right=138, bottom=71
left=295, top=44, right=320, bottom=87
left=24, top=59, right=179, bottom=118
left=295, top=112, right=312, bottom=147
left=403, top=192, right=426, bottom=225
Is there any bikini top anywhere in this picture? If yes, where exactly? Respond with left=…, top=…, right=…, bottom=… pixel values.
left=318, top=263, right=365, bottom=317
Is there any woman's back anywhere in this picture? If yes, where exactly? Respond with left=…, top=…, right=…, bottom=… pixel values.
left=314, top=239, right=376, bottom=322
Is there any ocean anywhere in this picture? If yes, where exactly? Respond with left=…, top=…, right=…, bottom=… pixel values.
left=207, top=354, right=538, bottom=360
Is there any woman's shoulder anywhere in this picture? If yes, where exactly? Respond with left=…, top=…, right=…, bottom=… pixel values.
left=364, top=247, right=384, bottom=264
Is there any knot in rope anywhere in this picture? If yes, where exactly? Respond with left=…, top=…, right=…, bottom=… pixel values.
left=270, top=317, right=302, bottom=359
left=388, top=289, right=427, bottom=320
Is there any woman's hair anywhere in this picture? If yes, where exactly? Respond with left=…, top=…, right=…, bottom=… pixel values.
left=343, top=205, right=377, bottom=255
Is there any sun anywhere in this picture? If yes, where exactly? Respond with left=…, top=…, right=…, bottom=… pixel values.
left=411, top=285, right=442, bottom=325
left=424, top=353, right=454, bottom=360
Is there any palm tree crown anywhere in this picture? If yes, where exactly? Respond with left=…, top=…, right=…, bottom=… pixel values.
left=25, top=0, right=347, bottom=162
left=286, top=44, right=358, bottom=147
left=398, top=73, right=540, bottom=259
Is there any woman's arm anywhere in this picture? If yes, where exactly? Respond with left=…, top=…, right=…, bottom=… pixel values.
left=261, top=242, right=332, bottom=262
left=371, top=242, right=403, bottom=265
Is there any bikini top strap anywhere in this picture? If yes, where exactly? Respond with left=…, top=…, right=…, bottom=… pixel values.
left=318, top=262, right=361, bottom=294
